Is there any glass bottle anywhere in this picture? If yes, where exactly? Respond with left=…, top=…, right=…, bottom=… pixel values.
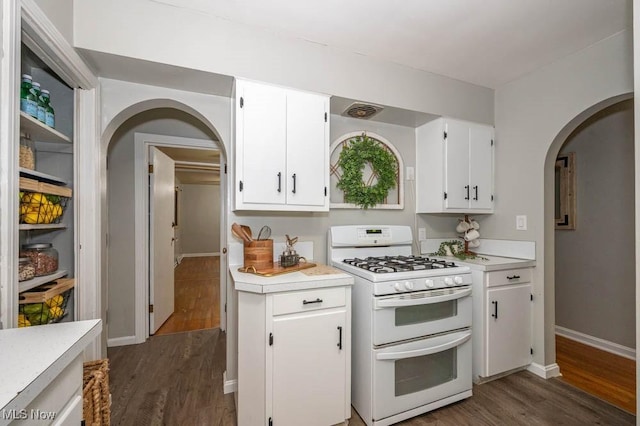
left=19, top=132, right=36, bottom=170
left=31, top=82, right=45, bottom=123
left=21, top=243, right=59, bottom=277
left=20, top=74, right=38, bottom=118
left=41, top=89, right=55, bottom=128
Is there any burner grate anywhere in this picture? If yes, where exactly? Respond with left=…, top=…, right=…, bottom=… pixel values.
left=343, top=255, right=458, bottom=273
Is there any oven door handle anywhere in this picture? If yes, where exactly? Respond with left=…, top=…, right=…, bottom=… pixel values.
left=374, top=287, right=471, bottom=309
left=376, top=332, right=471, bottom=361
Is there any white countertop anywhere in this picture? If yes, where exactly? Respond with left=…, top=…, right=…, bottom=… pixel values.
left=432, top=255, right=536, bottom=271
left=231, top=263, right=354, bottom=293
left=0, top=319, right=102, bottom=421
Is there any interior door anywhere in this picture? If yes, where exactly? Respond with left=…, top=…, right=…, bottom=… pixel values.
left=444, top=119, right=470, bottom=209
left=149, top=147, right=175, bottom=334
left=469, top=124, right=494, bottom=210
left=286, top=90, right=328, bottom=206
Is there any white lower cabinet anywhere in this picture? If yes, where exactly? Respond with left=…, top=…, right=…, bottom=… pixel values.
left=472, top=268, right=533, bottom=382
left=238, top=286, right=351, bottom=426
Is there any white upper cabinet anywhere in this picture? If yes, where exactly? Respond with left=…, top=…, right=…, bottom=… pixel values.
left=416, top=117, right=494, bottom=213
left=234, top=79, right=330, bottom=211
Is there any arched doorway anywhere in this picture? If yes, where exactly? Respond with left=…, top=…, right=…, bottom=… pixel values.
left=544, top=93, right=634, bottom=411
left=101, top=97, right=229, bottom=346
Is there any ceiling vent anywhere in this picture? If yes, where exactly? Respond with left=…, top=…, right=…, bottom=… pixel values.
left=342, top=102, right=384, bottom=120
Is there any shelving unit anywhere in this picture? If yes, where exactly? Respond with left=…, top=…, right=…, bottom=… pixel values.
left=17, top=42, right=76, bottom=325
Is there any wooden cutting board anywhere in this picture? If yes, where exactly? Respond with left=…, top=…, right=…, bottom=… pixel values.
left=238, top=261, right=317, bottom=277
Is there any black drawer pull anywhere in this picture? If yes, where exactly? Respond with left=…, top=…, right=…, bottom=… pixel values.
left=491, top=301, right=498, bottom=319
left=303, top=298, right=323, bottom=305
left=507, top=275, right=521, bottom=280
left=337, top=326, right=343, bottom=350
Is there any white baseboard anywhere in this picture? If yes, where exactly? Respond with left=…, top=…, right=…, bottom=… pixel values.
left=107, top=335, right=138, bottom=347
left=527, top=362, right=561, bottom=379
left=181, top=252, right=220, bottom=258
left=556, top=326, right=636, bottom=360
left=223, top=370, right=237, bottom=394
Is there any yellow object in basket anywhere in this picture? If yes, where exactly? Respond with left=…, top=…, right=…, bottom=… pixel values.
left=46, top=295, right=64, bottom=308
left=49, top=306, right=63, bottom=319
left=28, top=192, right=47, bottom=206
left=18, top=314, right=31, bottom=327
left=52, top=204, right=63, bottom=219
left=23, top=211, right=41, bottom=224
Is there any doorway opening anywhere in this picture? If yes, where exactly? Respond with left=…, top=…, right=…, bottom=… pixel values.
left=105, top=106, right=227, bottom=347
left=549, top=98, right=636, bottom=413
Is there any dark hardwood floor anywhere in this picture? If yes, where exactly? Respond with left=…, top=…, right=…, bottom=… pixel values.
left=155, top=256, right=220, bottom=336
left=556, top=334, right=636, bottom=414
left=109, top=329, right=635, bottom=426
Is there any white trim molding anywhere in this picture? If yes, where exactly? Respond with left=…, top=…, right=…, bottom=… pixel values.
left=181, top=252, right=220, bottom=258
left=223, top=371, right=237, bottom=394
left=107, top=336, right=139, bottom=348
left=556, top=326, right=636, bottom=360
left=527, top=362, right=561, bottom=379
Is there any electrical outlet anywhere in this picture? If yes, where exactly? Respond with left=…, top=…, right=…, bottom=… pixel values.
left=418, top=228, right=426, bottom=240
left=516, top=215, right=527, bottom=231
left=406, top=166, right=415, bottom=181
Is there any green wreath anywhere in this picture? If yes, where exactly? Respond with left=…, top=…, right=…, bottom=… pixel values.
left=336, top=134, right=397, bottom=209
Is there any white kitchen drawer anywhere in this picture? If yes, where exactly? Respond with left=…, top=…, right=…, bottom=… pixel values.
left=272, top=287, right=346, bottom=316
left=486, top=268, right=532, bottom=288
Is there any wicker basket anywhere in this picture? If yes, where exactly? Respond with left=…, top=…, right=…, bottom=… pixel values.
left=83, top=359, right=111, bottom=426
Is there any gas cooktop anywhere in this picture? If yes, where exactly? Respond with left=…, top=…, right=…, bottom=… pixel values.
left=343, top=255, right=458, bottom=274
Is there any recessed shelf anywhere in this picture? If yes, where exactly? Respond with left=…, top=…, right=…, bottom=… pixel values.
left=18, top=269, right=68, bottom=293
left=19, top=224, right=67, bottom=231
left=20, top=112, right=71, bottom=144
left=19, top=168, right=67, bottom=186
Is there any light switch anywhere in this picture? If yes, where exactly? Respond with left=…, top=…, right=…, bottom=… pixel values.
left=406, top=166, right=415, bottom=181
left=516, top=215, right=527, bottom=231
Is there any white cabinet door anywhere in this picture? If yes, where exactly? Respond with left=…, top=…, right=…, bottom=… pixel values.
left=469, top=125, right=494, bottom=210
left=286, top=90, right=328, bottom=207
left=444, top=119, right=471, bottom=210
left=272, top=309, right=347, bottom=426
left=237, top=80, right=287, bottom=206
left=486, top=284, right=532, bottom=376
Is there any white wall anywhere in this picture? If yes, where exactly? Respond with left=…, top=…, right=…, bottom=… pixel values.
left=73, top=0, right=494, bottom=125
left=180, top=184, right=220, bottom=254
left=488, top=30, right=633, bottom=367
left=33, top=0, right=73, bottom=44
left=556, top=100, right=634, bottom=349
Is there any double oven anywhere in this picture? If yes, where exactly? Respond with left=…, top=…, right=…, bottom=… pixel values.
left=329, top=225, right=473, bottom=426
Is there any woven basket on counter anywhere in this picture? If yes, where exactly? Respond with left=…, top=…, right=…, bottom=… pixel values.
left=83, top=359, right=110, bottom=426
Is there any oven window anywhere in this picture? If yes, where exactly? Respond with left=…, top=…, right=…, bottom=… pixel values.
left=395, top=348, right=457, bottom=397
left=395, top=300, right=457, bottom=326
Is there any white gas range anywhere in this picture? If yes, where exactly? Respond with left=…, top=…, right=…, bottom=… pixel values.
left=328, top=225, right=473, bottom=426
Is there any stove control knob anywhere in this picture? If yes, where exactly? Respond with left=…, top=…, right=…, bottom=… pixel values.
left=444, top=277, right=454, bottom=286
left=425, top=279, right=435, bottom=288
left=394, top=282, right=403, bottom=292
left=404, top=281, right=414, bottom=290
left=454, top=276, right=464, bottom=285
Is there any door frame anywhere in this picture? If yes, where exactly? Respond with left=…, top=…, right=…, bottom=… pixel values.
left=133, top=132, right=226, bottom=342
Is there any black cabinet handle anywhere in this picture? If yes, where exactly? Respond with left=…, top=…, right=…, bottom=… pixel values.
left=277, top=172, right=282, bottom=193
left=464, top=185, right=470, bottom=200
left=473, top=185, right=478, bottom=201
left=507, top=275, right=521, bottom=280
left=302, top=298, right=322, bottom=305
left=292, top=173, right=297, bottom=194
left=491, top=301, right=498, bottom=319
left=337, top=326, right=343, bottom=350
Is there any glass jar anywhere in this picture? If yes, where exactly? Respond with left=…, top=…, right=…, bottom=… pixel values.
left=19, top=132, right=36, bottom=170
left=20, top=74, right=37, bottom=117
left=21, top=243, right=58, bottom=277
left=18, top=257, right=35, bottom=282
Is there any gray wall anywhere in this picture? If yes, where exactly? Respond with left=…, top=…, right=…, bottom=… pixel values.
left=180, top=184, right=220, bottom=254
left=34, top=0, right=74, bottom=44
left=107, top=108, right=217, bottom=339
left=555, top=100, right=635, bottom=348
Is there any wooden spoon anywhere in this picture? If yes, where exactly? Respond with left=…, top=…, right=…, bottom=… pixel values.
left=232, top=223, right=251, bottom=244
left=241, top=225, right=253, bottom=241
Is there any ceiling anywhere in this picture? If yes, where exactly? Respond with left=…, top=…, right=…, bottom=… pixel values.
left=80, top=0, right=630, bottom=127
left=157, top=147, right=220, bottom=185
left=152, top=0, right=630, bottom=89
